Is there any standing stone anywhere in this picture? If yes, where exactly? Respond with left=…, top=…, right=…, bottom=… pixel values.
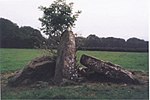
left=54, top=30, right=78, bottom=84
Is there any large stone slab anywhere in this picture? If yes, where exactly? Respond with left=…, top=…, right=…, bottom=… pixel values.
left=54, top=30, right=78, bottom=84
left=80, top=54, right=140, bottom=84
left=8, top=56, right=56, bottom=86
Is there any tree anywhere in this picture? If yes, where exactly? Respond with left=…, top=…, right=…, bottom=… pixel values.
left=75, top=36, right=86, bottom=49
left=84, top=34, right=100, bottom=48
left=0, top=18, right=20, bottom=48
left=0, top=18, right=46, bottom=48
left=39, top=0, right=81, bottom=52
left=39, top=0, right=81, bottom=84
left=126, top=38, right=148, bottom=51
left=19, top=26, right=46, bottom=48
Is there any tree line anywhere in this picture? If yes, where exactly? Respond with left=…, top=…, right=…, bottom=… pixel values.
left=0, top=18, right=46, bottom=48
left=76, top=35, right=148, bottom=52
left=0, top=18, right=148, bottom=52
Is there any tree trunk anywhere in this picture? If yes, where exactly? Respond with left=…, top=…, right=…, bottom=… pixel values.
left=80, top=54, right=139, bottom=84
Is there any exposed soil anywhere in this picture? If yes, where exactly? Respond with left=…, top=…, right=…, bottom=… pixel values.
left=1, top=70, right=148, bottom=88
left=1, top=71, right=148, bottom=99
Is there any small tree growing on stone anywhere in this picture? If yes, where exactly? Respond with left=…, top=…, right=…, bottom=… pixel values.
left=39, top=0, right=81, bottom=54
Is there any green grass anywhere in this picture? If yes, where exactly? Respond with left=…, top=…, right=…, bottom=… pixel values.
left=0, top=48, right=148, bottom=73
left=77, top=51, right=149, bottom=72
left=1, top=48, right=149, bottom=99
left=2, top=83, right=148, bottom=99
left=0, top=48, right=47, bottom=73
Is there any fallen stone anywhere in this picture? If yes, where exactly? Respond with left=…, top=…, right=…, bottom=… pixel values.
left=80, top=54, right=140, bottom=84
left=8, top=56, right=56, bottom=86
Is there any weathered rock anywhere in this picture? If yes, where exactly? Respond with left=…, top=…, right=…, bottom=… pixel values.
left=54, top=30, right=78, bottom=84
left=8, top=56, right=56, bottom=86
left=80, top=54, right=140, bottom=84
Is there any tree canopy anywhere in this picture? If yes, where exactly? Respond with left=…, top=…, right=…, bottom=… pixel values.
left=76, top=35, right=148, bottom=52
left=0, top=18, right=46, bottom=48
left=39, top=0, right=81, bottom=46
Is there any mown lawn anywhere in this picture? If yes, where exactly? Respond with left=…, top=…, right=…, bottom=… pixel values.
left=0, top=48, right=149, bottom=99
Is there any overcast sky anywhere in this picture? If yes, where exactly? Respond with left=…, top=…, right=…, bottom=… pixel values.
left=0, top=0, right=148, bottom=40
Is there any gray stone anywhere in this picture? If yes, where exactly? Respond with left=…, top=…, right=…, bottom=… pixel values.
left=54, top=30, right=78, bottom=84
left=80, top=54, right=140, bottom=84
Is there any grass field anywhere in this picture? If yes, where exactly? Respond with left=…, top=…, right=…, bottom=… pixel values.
left=1, top=48, right=148, bottom=73
left=0, top=48, right=46, bottom=73
left=0, top=48, right=149, bottom=99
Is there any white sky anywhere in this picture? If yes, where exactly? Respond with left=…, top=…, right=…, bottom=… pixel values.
left=0, top=0, right=149, bottom=40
